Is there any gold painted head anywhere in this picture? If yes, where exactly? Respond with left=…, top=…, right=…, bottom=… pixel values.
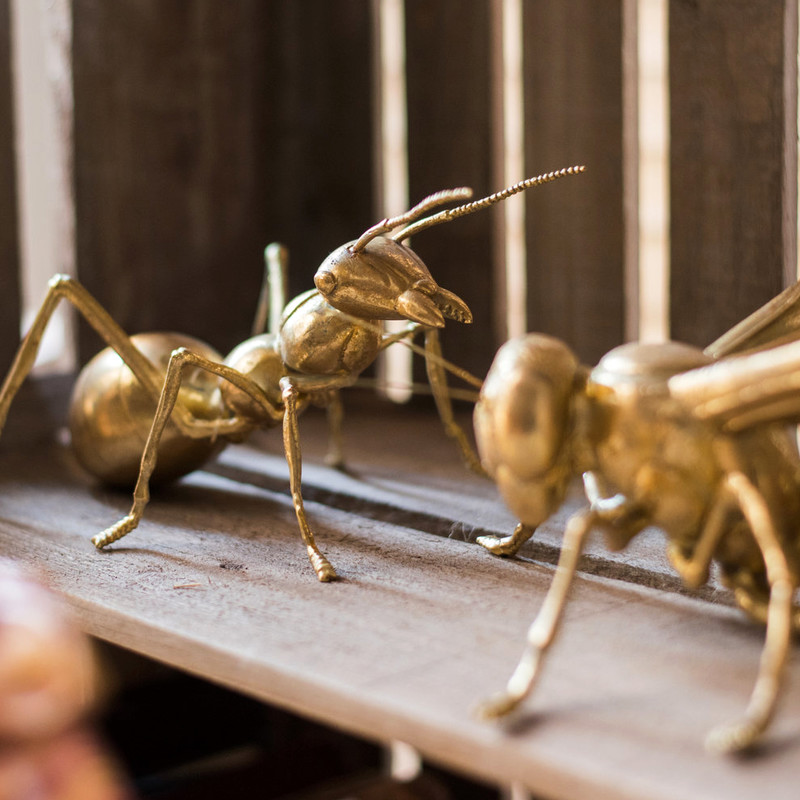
left=314, top=235, right=471, bottom=327
left=474, top=334, right=580, bottom=527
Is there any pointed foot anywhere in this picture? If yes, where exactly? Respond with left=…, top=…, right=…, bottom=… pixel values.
left=324, top=453, right=346, bottom=471
left=475, top=691, right=524, bottom=721
left=476, top=534, right=521, bottom=558
left=705, top=720, right=762, bottom=755
left=92, top=515, right=137, bottom=549
left=309, top=550, right=338, bottom=582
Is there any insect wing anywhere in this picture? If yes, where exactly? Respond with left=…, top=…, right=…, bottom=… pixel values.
left=705, top=281, right=800, bottom=359
left=669, top=338, right=800, bottom=432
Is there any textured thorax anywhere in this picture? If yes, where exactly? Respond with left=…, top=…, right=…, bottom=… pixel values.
left=588, top=341, right=721, bottom=538
left=279, top=290, right=382, bottom=376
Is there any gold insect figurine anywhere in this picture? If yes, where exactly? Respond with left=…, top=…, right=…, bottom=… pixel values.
left=473, top=281, right=800, bottom=754
left=0, top=167, right=584, bottom=583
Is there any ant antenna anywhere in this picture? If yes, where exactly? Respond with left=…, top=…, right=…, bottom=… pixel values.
left=350, top=187, right=473, bottom=253
left=393, top=166, right=586, bottom=242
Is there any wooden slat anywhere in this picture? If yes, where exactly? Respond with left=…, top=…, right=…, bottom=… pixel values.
left=404, top=0, right=496, bottom=381
left=0, top=0, right=21, bottom=375
left=669, top=0, right=790, bottom=346
left=0, top=420, right=799, bottom=799
left=71, top=0, right=374, bottom=361
left=522, top=0, right=626, bottom=364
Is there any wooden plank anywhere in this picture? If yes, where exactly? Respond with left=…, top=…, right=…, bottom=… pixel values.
left=211, top=398, right=720, bottom=604
left=0, top=0, right=21, bottom=375
left=71, top=0, right=374, bottom=361
left=0, top=436, right=799, bottom=799
left=404, top=0, right=496, bottom=380
left=669, top=0, right=789, bottom=346
left=522, top=1, right=626, bottom=364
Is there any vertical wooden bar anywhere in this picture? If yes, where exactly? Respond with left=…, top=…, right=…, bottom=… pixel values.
left=72, top=0, right=374, bottom=361
left=522, top=0, right=626, bottom=365
left=404, top=0, right=495, bottom=380
left=0, top=0, right=20, bottom=374
left=669, top=0, right=789, bottom=346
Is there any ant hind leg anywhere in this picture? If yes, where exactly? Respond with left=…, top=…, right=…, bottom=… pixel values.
left=0, top=275, right=163, bottom=436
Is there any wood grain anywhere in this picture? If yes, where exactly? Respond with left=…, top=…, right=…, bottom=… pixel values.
left=0, top=406, right=798, bottom=799
left=71, top=0, right=374, bottom=361
left=522, top=0, right=626, bottom=364
left=669, top=0, right=789, bottom=346
left=0, top=0, right=21, bottom=375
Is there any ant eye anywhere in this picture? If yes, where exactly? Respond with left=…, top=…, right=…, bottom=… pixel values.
left=315, top=270, right=337, bottom=296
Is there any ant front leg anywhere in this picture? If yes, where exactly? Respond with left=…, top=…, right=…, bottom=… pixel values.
left=280, top=377, right=338, bottom=582
left=423, top=328, right=486, bottom=476
left=94, top=349, right=275, bottom=549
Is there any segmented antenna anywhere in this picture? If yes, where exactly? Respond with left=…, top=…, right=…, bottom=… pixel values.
left=393, top=165, right=586, bottom=242
left=350, top=187, right=473, bottom=253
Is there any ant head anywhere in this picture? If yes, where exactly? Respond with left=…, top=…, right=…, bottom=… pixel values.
left=474, top=334, right=580, bottom=527
left=314, top=235, right=472, bottom=327
left=314, top=167, right=585, bottom=327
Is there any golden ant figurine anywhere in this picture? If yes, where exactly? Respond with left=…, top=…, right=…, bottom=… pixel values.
left=0, top=167, right=584, bottom=582
left=473, top=279, right=800, bottom=754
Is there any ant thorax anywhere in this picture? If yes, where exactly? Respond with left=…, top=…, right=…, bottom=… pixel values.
left=279, top=289, right=382, bottom=376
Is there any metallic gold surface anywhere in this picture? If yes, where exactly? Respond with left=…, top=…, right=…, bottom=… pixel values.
left=0, top=168, right=584, bottom=582
left=473, top=290, right=800, bottom=754
left=69, top=332, right=225, bottom=486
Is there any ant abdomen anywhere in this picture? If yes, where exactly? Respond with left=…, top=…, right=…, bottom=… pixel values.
left=69, top=332, right=225, bottom=487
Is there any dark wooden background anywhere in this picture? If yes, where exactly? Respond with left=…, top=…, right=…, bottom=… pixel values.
left=0, top=0, right=795, bottom=387
left=0, top=4, right=798, bottom=797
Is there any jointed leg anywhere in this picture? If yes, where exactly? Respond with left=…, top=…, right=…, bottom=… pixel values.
left=478, top=509, right=596, bottom=718
left=324, top=391, right=345, bottom=469
left=477, top=523, right=535, bottom=558
left=667, top=484, right=734, bottom=589
left=93, top=348, right=275, bottom=549
left=280, top=377, right=337, bottom=582
left=423, top=329, right=485, bottom=476
left=0, top=275, right=164, bottom=434
left=704, top=471, right=795, bottom=753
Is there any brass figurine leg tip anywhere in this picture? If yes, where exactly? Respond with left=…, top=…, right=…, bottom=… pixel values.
left=476, top=535, right=518, bottom=557
left=323, top=453, right=345, bottom=471
left=474, top=692, right=521, bottom=720
left=309, top=551, right=338, bottom=582
left=704, top=721, right=761, bottom=755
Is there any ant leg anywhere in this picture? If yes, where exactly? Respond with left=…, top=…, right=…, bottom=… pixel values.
left=477, top=509, right=596, bottom=719
left=476, top=523, right=535, bottom=557
left=731, top=583, right=800, bottom=630
left=667, top=484, right=734, bottom=589
left=93, top=348, right=276, bottom=549
left=280, top=377, right=337, bottom=582
left=0, top=275, right=164, bottom=435
left=251, top=243, right=288, bottom=337
left=703, top=471, right=795, bottom=754
left=423, top=329, right=486, bottom=476
left=324, top=391, right=345, bottom=469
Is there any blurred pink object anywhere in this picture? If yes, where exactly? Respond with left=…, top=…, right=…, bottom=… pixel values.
left=0, top=559, right=133, bottom=799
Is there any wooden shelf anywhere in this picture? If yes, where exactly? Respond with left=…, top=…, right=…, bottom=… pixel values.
left=0, top=395, right=799, bottom=799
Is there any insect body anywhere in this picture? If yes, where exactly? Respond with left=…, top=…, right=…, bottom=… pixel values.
left=0, top=167, right=584, bottom=583
left=473, top=285, right=800, bottom=753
